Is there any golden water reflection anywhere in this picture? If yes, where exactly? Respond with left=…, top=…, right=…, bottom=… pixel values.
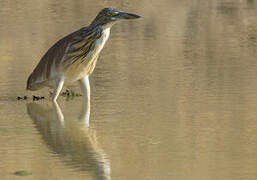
left=26, top=101, right=110, bottom=180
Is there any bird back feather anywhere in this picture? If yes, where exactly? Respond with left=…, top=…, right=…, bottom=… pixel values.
left=27, top=26, right=102, bottom=91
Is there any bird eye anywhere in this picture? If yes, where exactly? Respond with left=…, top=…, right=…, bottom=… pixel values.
left=107, top=11, right=119, bottom=17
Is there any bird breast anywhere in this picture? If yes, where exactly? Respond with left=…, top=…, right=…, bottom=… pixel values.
left=94, top=27, right=110, bottom=55
left=65, top=28, right=110, bottom=82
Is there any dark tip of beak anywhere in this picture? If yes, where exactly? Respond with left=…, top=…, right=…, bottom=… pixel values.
left=120, top=12, right=141, bottom=19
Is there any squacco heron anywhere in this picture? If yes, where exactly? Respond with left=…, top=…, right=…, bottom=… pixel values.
left=27, top=8, right=140, bottom=102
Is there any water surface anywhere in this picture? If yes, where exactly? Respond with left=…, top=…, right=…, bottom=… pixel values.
left=1, top=0, right=257, bottom=179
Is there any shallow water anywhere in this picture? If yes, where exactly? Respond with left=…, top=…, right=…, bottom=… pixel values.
left=1, top=0, right=257, bottom=179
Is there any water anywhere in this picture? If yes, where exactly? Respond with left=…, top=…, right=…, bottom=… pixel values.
left=1, top=0, right=257, bottom=179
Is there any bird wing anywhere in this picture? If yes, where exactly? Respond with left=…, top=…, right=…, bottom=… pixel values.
left=63, top=27, right=102, bottom=68
left=27, top=27, right=102, bottom=90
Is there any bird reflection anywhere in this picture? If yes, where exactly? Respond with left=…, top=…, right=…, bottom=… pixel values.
left=26, top=100, right=111, bottom=180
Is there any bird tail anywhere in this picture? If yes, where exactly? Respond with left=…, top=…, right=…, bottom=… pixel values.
left=26, top=73, right=44, bottom=91
left=26, top=73, right=35, bottom=90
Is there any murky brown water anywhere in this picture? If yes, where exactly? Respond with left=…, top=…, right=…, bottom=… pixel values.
left=1, top=0, right=257, bottom=179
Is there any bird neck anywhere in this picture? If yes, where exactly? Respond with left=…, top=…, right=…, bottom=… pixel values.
left=90, top=17, right=116, bottom=29
left=102, top=23, right=116, bottom=30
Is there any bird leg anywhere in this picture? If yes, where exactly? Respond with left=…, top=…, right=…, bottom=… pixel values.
left=79, top=75, right=90, bottom=125
left=52, top=77, right=64, bottom=102
left=80, top=95, right=90, bottom=127
left=79, top=75, right=91, bottom=102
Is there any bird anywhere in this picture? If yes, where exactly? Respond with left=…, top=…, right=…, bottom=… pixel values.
left=27, top=8, right=140, bottom=102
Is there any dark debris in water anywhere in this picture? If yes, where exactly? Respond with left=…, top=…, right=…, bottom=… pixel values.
left=16, top=95, right=45, bottom=101
left=50, top=89, right=82, bottom=98
left=62, top=89, right=82, bottom=97
left=16, top=96, right=28, bottom=100
left=17, top=89, right=82, bottom=101
left=33, top=95, right=45, bottom=101
left=14, top=170, right=32, bottom=176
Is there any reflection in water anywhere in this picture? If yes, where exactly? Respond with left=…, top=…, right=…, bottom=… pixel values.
left=26, top=101, right=110, bottom=180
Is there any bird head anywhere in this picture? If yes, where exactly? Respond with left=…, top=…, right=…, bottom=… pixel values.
left=91, top=8, right=140, bottom=27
